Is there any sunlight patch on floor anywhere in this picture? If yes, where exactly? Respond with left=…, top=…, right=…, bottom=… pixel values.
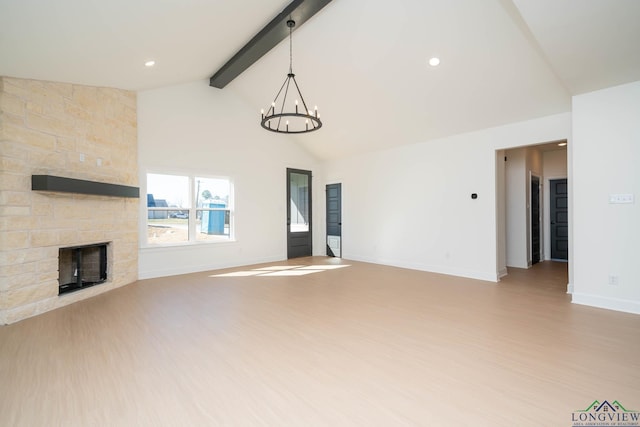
left=260, top=270, right=321, bottom=277
left=211, top=271, right=265, bottom=277
left=210, top=264, right=351, bottom=278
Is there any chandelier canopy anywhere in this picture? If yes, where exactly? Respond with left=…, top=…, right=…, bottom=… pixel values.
left=261, top=20, right=322, bottom=134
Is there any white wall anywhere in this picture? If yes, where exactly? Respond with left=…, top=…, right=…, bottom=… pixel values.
left=320, top=113, right=571, bottom=282
left=505, top=148, right=528, bottom=268
left=137, top=80, right=320, bottom=279
left=572, top=81, right=640, bottom=314
left=542, top=149, right=567, bottom=260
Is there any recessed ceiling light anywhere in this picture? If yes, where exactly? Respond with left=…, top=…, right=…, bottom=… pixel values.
left=428, top=57, right=440, bottom=67
left=144, top=60, right=156, bottom=67
left=558, top=142, right=567, bottom=146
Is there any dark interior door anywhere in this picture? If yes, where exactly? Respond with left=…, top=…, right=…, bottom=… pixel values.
left=531, top=176, right=541, bottom=264
left=287, top=168, right=312, bottom=258
left=550, top=178, right=568, bottom=260
left=326, top=183, right=341, bottom=257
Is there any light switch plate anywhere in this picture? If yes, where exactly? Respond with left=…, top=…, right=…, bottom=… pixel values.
left=609, top=194, right=634, bottom=204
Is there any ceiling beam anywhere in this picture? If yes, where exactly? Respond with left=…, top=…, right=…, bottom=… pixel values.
left=209, top=0, right=332, bottom=89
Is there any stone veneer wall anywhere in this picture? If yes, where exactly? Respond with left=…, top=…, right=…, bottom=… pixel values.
left=0, top=77, right=138, bottom=324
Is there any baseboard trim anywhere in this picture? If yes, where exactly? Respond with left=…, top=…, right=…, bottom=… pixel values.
left=344, top=254, right=499, bottom=282
left=138, top=255, right=284, bottom=280
left=566, top=283, right=574, bottom=294
left=572, top=292, right=640, bottom=315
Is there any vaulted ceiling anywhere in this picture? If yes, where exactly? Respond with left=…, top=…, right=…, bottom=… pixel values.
left=1, top=0, right=639, bottom=160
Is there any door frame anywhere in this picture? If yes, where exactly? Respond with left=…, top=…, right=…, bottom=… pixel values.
left=286, top=168, right=313, bottom=259
left=325, top=182, right=342, bottom=258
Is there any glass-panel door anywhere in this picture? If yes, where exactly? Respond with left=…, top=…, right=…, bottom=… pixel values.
left=287, top=168, right=312, bottom=258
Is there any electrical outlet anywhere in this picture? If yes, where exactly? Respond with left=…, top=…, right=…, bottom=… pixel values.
left=608, top=275, right=619, bottom=286
left=79, top=153, right=85, bottom=162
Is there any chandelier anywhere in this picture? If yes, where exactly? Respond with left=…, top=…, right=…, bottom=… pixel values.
left=261, top=19, right=322, bottom=134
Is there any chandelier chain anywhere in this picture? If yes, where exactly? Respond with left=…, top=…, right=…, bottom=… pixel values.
left=289, top=24, right=293, bottom=74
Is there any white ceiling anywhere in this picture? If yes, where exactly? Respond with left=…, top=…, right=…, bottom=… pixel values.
left=1, top=0, right=639, bottom=160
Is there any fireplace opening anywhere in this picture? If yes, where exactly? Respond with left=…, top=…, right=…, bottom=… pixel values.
left=58, top=243, right=108, bottom=295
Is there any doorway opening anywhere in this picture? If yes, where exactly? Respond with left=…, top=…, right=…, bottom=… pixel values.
left=497, top=141, right=568, bottom=287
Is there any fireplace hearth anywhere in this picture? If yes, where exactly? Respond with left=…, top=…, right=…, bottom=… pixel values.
left=58, top=243, right=109, bottom=295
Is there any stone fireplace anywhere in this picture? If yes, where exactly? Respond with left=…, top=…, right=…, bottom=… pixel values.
left=0, top=76, right=139, bottom=324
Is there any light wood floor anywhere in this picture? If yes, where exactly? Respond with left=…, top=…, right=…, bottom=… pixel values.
left=1, top=257, right=639, bottom=426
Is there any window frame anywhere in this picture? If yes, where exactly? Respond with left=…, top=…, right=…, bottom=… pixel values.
left=144, top=171, right=234, bottom=247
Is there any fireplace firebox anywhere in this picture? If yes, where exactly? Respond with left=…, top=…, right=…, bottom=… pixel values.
left=58, top=243, right=109, bottom=295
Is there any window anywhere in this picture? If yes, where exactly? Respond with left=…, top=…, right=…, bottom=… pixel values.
left=146, top=173, right=232, bottom=245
